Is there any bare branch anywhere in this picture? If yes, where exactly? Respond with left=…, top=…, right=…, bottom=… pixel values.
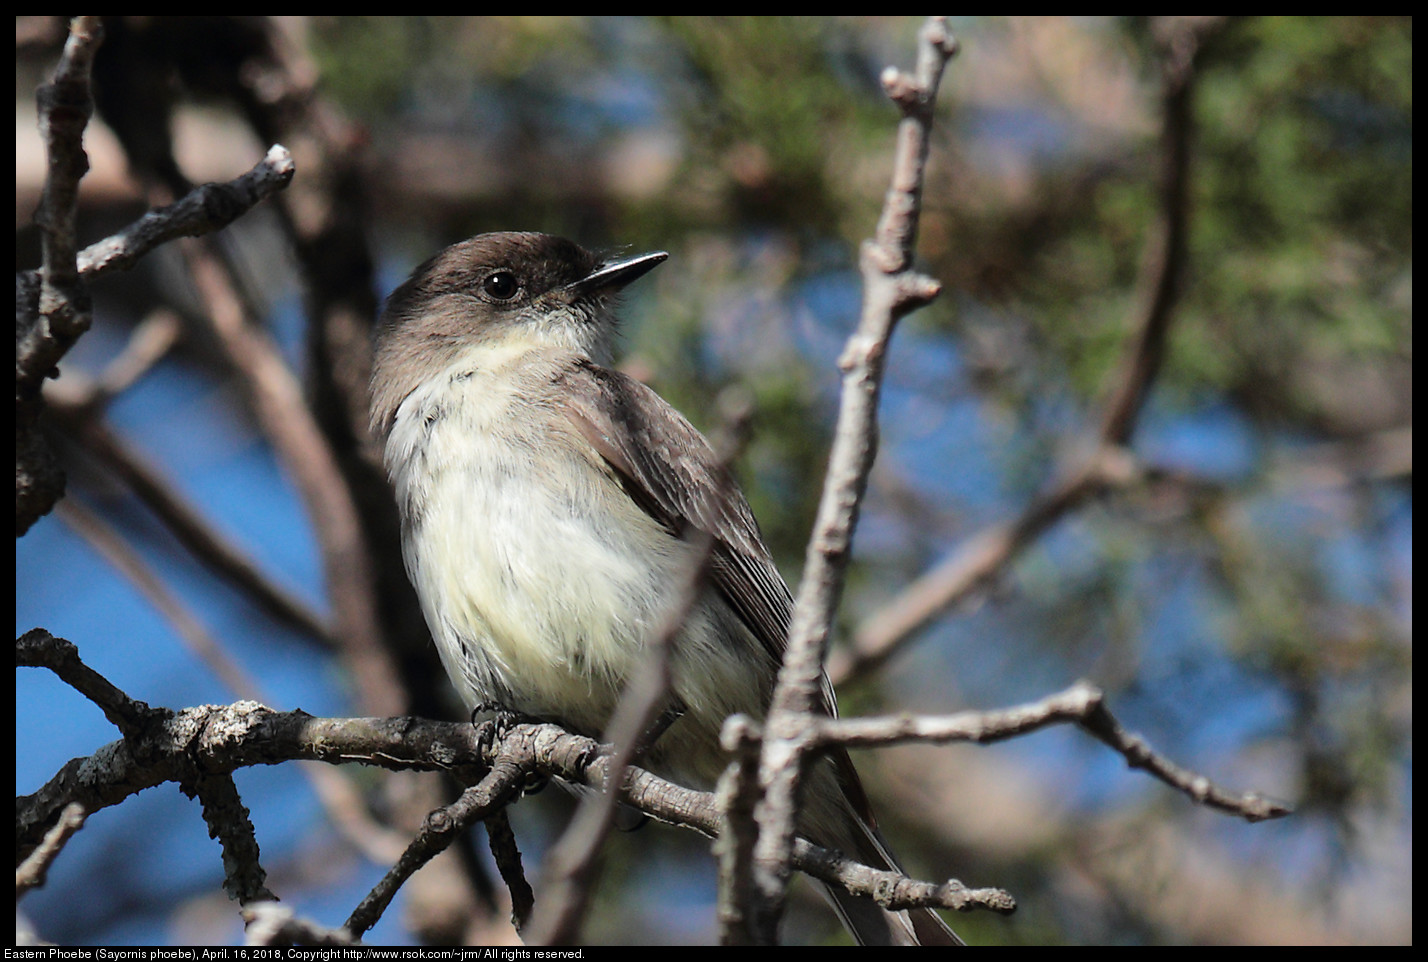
left=15, top=628, right=162, bottom=740
left=792, top=837, right=1014, bottom=916
left=46, top=308, right=183, bottom=407
left=88, top=146, right=297, bottom=279
left=835, top=17, right=1227, bottom=686
left=243, top=902, right=357, bottom=947
left=17, top=144, right=296, bottom=396
left=834, top=446, right=1138, bottom=683
left=483, top=808, right=536, bottom=934
left=14, top=802, right=86, bottom=898
left=750, top=17, right=956, bottom=940
left=16, top=629, right=999, bottom=929
left=184, top=771, right=279, bottom=905
left=345, top=756, right=527, bottom=937
left=1098, top=16, right=1224, bottom=445
left=17, top=16, right=103, bottom=534
left=47, top=497, right=407, bottom=872
left=30, top=15, right=102, bottom=370
left=16, top=40, right=295, bottom=535
left=812, top=681, right=1291, bottom=823
left=714, top=715, right=763, bottom=944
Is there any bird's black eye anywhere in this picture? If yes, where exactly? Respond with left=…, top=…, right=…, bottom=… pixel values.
left=482, top=271, right=519, bottom=300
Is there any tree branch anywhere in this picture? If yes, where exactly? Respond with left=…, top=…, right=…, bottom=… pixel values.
left=748, top=17, right=956, bottom=941
left=17, top=15, right=103, bottom=534
left=834, top=16, right=1227, bottom=685
left=16, top=629, right=1002, bottom=928
left=345, top=753, right=527, bottom=937
left=14, top=802, right=86, bottom=899
left=812, top=680, right=1291, bottom=823
left=243, top=902, right=357, bottom=947
left=16, top=63, right=296, bottom=534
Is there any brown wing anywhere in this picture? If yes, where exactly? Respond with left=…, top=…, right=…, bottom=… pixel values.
left=556, top=359, right=793, bottom=671
left=555, top=363, right=964, bottom=943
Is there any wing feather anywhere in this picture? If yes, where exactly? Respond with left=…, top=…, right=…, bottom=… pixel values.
left=556, top=360, right=793, bottom=669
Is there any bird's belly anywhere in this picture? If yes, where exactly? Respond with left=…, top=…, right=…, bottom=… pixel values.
left=404, top=435, right=686, bottom=730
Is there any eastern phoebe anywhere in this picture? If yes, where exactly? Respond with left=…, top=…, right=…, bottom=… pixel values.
left=370, top=232, right=960, bottom=946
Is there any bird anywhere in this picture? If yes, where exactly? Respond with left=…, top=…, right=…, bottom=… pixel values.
left=369, top=231, right=961, bottom=945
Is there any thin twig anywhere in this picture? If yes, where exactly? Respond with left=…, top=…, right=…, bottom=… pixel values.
left=42, top=308, right=183, bottom=411
left=15, top=802, right=86, bottom=898
left=811, top=681, right=1291, bottom=823
left=483, top=808, right=536, bottom=934
left=15, top=628, right=162, bottom=740
left=17, top=144, right=296, bottom=390
left=183, top=771, right=279, bottom=905
left=77, top=146, right=294, bottom=279
left=833, top=446, right=1136, bottom=684
left=244, top=902, right=357, bottom=947
left=1098, top=16, right=1222, bottom=445
left=345, top=758, right=527, bottom=937
left=835, top=17, right=1226, bottom=686
left=791, top=836, right=1015, bottom=915
left=714, top=714, right=768, bottom=944
left=749, top=17, right=956, bottom=941
left=27, top=15, right=102, bottom=386
left=17, top=15, right=104, bottom=534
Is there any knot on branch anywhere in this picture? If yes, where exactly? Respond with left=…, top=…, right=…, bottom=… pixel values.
left=879, top=18, right=959, bottom=116
left=879, top=67, right=925, bottom=112
left=894, top=272, right=943, bottom=313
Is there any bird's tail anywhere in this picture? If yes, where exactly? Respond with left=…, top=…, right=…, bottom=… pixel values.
left=823, top=881, right=964, bottom=946
left=806, top=750, right=964, bottom=946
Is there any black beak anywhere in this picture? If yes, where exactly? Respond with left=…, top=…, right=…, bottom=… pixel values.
left=564, top=251, right=667, bottom=299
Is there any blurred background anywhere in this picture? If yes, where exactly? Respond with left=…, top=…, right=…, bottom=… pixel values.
left=15, top=16, right=1411, bottom=945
